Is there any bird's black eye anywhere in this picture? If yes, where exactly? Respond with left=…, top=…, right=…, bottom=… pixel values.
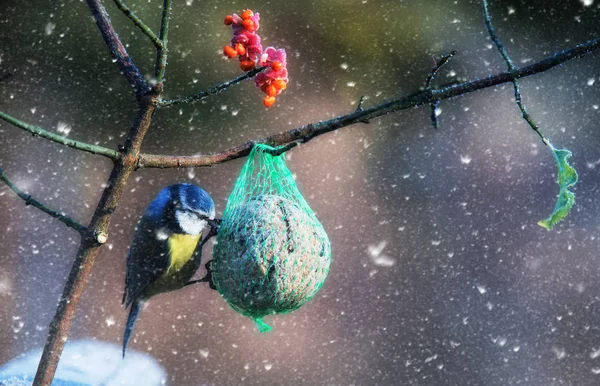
left=173, top=201, right=183, bottom=210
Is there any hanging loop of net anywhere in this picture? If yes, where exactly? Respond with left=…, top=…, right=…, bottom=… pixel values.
left=213, top=144, right=331, bottom=332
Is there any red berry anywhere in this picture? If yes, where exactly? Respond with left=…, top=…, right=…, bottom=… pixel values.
left=273, top=79, right=287, bottom=90
left=223, top=45, right=237, bottom=58
left=240, top=60, right=256, bottom=71
left=265, top=85, right=277, bottom=97
left=234, top=43, right=246, bottom=56
left=263, top=96, right=276, bottom=107
left=270, top=61, right=284, bottom=71
left=241, top=9, right=254, bottom=20
left=260, top=83, right=270, bottom=93
left=242, top=19, right=256, bottom=32
left=224, top=15, right=234, bottom=25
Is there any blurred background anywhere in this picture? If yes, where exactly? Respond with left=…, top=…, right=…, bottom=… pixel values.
left=1, top=0, right=599, bottom=385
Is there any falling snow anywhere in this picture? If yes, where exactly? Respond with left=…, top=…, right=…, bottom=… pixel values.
left=367, top=241, right=396, bottom=267
left=56, top=121, right=72, bottom=136
left=45, top=22, right=56, bottom=36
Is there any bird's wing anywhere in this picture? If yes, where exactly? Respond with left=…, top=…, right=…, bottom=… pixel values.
left=123, top=217, right=170, bottom=307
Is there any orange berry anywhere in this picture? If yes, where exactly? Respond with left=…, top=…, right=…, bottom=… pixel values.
left=263, top=96, right=276, bottom=107
left=234, top=43, right=246, bottom=56
left=242, top=19, right=256, bottom=32
left=224, top=15, right=234, bottom=25
left=273, top=79, right=287, bottom=90
left=223, top=45, right=237, bottom=58
left=260, top=83, right=270, bottom=93
left=241, top=9, right=254, bottom=20
left=265, top=85, right=278, bottom=97
left=240, top=60, right=256, bottom=71
left=270, top=61, right=284, bottom=71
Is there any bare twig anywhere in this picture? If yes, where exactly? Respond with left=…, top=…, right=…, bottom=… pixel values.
left=356, top=95, right=367, bottom=112
left=424, top=50, right=456, bottom=129
left=424, top=50, right=457, bottom=89
left=431, top=100, right=441, bottom=129
left=0, top=111, right=119, bottom=159
left=482, top=0, right=547, bottom=143
left=86, top=0, right=149, bottom=98
left=138, top=36, right=600, bottom=169
left=159, top=66, right=267, bottom=107
left=155, top=0, right=173, bottom=87
left=0, top=168, right=87, bottom=233
left=112, top=0, right=162, bottom=48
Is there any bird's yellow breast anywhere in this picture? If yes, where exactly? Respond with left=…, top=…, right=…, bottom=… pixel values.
left=167, top=233, right=202, bottom=273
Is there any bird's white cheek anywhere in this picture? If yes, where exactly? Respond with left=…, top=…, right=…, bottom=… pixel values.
left=175, top=212, right=206, bottom=235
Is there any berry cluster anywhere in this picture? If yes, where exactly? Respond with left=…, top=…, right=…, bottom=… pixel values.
left=222, top=9, right=288, bottom=108
left=255, top=47, right=288, bottom=107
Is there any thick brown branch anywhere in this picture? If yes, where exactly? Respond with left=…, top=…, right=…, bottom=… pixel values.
left=0, top=168, right=87, bottom=234
left=139, top=36, right=600, bottom=169
left=86, top=0, right=150, bottom=98
left=32, top=95, right=160, bottom=385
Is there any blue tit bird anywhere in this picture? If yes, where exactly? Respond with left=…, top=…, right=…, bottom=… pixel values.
left=122, top=183, right=216, bottom=357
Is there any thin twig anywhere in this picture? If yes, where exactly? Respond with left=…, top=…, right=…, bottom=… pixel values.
left=138, top=36, right=600, bottom=169
left=0, top=111, right=119, bottom=159
left=424, top=50, right=457, bottom=89
left=356, top=95, right=367, bottom=112
left=482, top=0, right=547, bottom=143
left=86, top=0, right=149, bottom=98
left=155, top=0, right=173, bottom=86
left=0, top=168, right=86, bottom=233
left=424, top=50, right=456, bottom=129
left=431, top=100, right=441, bottom=129
left=159, top=67, right=267, bottom=107
left=112, top=0, right=162, bottom=48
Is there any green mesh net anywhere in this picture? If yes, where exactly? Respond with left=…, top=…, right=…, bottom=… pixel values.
left=212, top=144, right=331, bottom=332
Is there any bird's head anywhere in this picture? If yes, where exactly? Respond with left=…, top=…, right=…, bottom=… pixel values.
left=172, top=183, right=215, bottom=235
left=147, top=183, right=215, bottom=235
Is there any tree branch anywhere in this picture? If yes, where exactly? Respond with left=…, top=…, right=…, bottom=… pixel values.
left=155, top=0, right=173, bottom=87
left=0, top=111, right=119, bottom=159
left=424, top=50, right=457, bottom=129
left=86, top=0, right=150, bottom=98
left=424, top=50, right=457, bottom=90
left=139, top=36, right=600, bottom=169
left=159, top=66, right=267, bottom=108
left=0, top=168, right=86, bottom=233
left=112, top=0, right=162, bottom=48
left=32, top=95, right=161, bottom=386
left=482, top=0, right=547, bottom=143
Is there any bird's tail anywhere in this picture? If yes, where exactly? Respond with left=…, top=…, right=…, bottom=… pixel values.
left=123, top=298, right=144, bottom=358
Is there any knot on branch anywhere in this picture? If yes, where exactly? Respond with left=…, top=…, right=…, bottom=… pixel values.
left=95, top=231, right=108, bottom=244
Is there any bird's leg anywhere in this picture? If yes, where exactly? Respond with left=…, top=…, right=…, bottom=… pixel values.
left=185, top=220, right=220, bottom=289
left=185, top=260, right=216, bottom=290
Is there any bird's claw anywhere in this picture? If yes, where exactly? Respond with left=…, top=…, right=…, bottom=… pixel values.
left=200, top=260, right=217, bottom=290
